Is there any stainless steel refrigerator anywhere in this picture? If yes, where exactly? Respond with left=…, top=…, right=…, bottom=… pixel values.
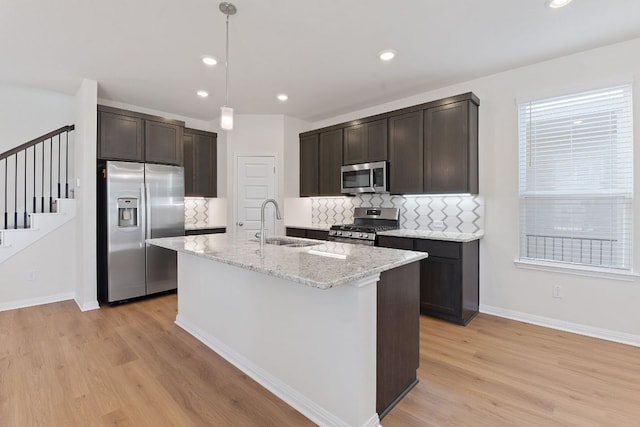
left=97, top=161, right=184, bottom=303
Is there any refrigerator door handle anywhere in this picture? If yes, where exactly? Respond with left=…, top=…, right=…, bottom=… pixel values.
left=145, top=183, right=152, bottom=240
left=140, top=183, right=147, bottom=246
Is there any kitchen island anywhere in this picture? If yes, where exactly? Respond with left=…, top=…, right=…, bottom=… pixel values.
left=148, top=233, right=428, bottom=427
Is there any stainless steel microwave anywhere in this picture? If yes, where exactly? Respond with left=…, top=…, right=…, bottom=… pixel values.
left=341, top=161, right=388, bottom=194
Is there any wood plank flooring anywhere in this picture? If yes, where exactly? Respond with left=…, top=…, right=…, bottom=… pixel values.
left=1, top=293, right=639, bottom=426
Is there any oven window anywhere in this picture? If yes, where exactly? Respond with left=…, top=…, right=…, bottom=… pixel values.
left=343, top=169, right=370, bottom=189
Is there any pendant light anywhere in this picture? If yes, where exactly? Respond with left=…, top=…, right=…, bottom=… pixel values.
left=219, top=2, right=236, bottom=130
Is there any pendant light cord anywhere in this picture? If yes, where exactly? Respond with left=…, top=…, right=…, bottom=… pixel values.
left=225, top=13, right=230, bottom=106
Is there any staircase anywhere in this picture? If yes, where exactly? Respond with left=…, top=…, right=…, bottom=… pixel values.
left=0, top=125, right=76, bottom=262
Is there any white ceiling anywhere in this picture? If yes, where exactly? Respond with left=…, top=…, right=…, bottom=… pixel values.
left=2, top=0, right=640, bottom=123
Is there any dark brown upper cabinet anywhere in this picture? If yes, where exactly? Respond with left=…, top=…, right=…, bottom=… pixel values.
left=299, top=93, right=479, bottom=196
left=424, top=100, right=478, bottom=194
left=343, top=119, right=388, bottom=165
left=318, top=129, right=343, bottom=196
left=97, top=105, right=185, bottom=166
left=183, top=128, right=217, bottom=197
left=388, top=111, right=424, bottom=194
left=299, top=134, right=319, bottom=197
left=145, top=120, right=183, bottom=165
left=98, top=111, right=144, bottom=162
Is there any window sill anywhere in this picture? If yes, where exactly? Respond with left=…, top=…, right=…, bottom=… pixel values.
left=514, top=259, right=639, bottom=282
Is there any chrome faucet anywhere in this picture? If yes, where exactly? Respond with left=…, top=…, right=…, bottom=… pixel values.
left=259, top=198, right=282, bottom=248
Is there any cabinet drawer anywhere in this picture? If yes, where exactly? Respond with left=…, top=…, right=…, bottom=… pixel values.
left=377, top=236, right=414, bottom=250
left=414, top=239, right=460, bottom=259
left=286, top=227, right=307, bottom=238
left=307, top=229, right=329, bottom=241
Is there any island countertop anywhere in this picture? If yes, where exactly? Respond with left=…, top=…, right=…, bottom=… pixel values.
left=148, top=233, right=427, bottom=290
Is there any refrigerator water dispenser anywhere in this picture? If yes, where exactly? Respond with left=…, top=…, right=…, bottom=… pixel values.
left=117, top=198, right=138, bottom=227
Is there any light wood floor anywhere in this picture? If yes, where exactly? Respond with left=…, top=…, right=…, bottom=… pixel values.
left=1, top=294, right=639, bottom=426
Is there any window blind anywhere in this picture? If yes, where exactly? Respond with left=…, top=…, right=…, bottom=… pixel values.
left=518, top=85, right=633, bottom=270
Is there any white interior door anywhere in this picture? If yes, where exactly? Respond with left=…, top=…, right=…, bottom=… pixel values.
left=236, top=156, right=277, bottom=240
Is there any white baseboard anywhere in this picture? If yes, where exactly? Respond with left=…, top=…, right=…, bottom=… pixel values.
left=74, top=298, right=100, bottom=312
left=176, top=314, right=379, bottom=427
left=480, top=304, right=640, bottom=348
left=0, top=292, right=74, bottom=312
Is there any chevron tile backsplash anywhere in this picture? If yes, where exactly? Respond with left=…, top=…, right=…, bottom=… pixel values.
left=311, top=194, right=484, bottom=233
left=185, top=197, right=209, bottom=227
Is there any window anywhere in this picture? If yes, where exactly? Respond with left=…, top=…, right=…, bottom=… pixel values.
left=518, top=85, right=633, bottom=271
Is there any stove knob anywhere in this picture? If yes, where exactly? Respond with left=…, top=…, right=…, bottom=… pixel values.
left=336, top=231, right=342, bottom=236
left=359, top=233, right=365, bottom=238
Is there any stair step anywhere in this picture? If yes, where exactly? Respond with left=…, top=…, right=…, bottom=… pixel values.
left=0, top=199, right=76, bottom=261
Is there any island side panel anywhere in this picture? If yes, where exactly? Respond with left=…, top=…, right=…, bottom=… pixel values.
left=175, top=251, right=380, bottom=427
left=376, top=261, right=420, bottom=418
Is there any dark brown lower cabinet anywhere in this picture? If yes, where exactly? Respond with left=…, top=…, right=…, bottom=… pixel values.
left=184, top=227, right=226, bottom=236
left=285, top=227, right=329, bottom=241
left=377, top=235, right=479, bottom=325
left=376, top=261, right=420, bottom=418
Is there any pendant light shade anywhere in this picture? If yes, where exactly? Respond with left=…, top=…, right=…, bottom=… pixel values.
left=220, top=106, right=234, bottom=130
left=219, top=2, right=236, bottom=130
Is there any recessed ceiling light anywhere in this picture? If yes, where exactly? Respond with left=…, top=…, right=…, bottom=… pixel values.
left=201, top=55, right=218, bottom=66
left=379, top=50, right=396, bottom=61
left=277, top=94, right=288, bottom=101
left=547, top=0, right=572, bottom=8
left=197, top=90, right=209, bottom=98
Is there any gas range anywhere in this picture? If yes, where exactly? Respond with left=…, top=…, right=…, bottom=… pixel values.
left=328, top=207, right=399, bottom=245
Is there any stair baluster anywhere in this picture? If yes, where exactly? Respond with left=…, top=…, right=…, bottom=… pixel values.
left=0, top=125, right=74, bottom=229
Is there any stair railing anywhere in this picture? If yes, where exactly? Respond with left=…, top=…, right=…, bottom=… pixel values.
left=0, top=125, right=75, bottom=230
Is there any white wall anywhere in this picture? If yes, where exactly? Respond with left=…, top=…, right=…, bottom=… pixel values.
left=0, top=84, right=78, bottom=308
left=74, top=79, right=99, bottom=311
left=225, top=115, right=288, bottom=234
left=0, top=221, right=76, bottom=310
left=0, top=84, right=75, bottom=153
left=311, top=37, right=640, bottom=344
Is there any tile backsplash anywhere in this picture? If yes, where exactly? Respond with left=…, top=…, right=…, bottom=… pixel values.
left=311, top=194, right=484, bottom=233
left=185, top=197, right=209, bottom=227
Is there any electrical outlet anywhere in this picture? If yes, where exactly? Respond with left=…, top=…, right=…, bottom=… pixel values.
left=432, top=220, right=445, bottom=230
left=552, top=285, right=562, bottom=298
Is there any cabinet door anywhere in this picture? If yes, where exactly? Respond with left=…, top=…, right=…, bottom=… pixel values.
left=343, top=124, right=367, bottom=165
left=366, top=119, right=388, bottom=162
left=98, top=111, right=144, bottom=161
left=424, top=100, right=474, bottom=193
left=420, top=257, right=462, bottom=319
left=388, top=111, right=423, bottom=194
left=343, top=119, right=388, bottom=165
left=145, top=120, right=183, bottom=165
left=318, top=129, right=343, bottom=196
left=183, top=133, right=195, bottom=196
left=377, top=235, right=414, bottom=250
left=299, top=134, right=319, bottom=196
left=194, top=133, right=217, bottom=197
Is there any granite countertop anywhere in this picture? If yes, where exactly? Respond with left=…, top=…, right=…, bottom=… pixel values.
left=378, top=229, right=484, bottom=242
left=283, top=224, right=483, bottom=242
left=148, top=233, right=427, bottom=290
left=284, top=224, right=332, bottom=231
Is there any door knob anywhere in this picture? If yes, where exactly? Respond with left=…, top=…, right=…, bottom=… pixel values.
left=237, top=222, right=243, bottom=227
